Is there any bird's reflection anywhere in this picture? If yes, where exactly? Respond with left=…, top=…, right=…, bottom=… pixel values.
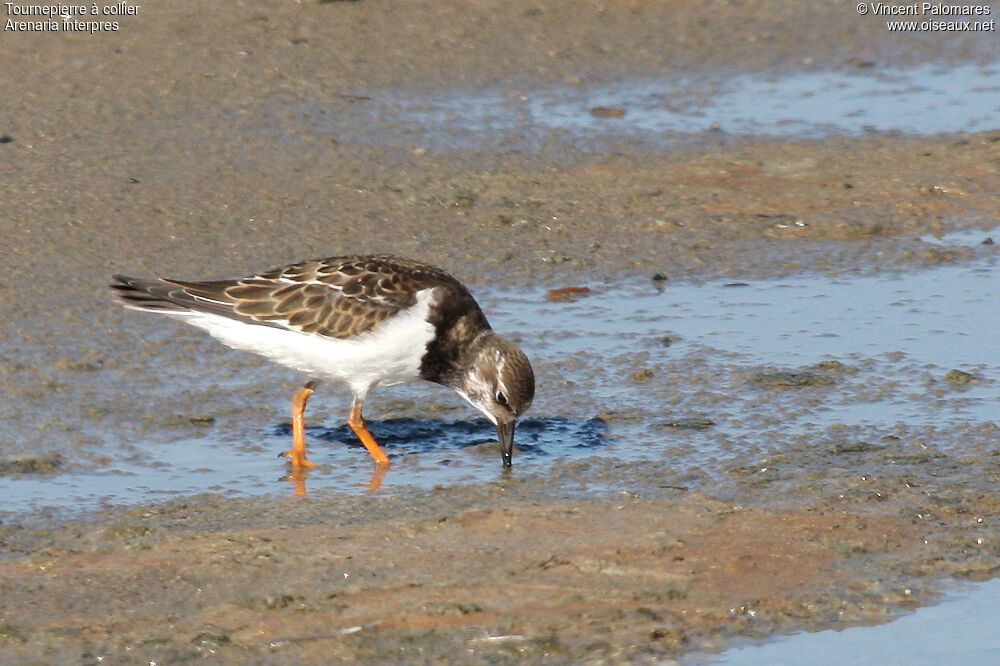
left=274, top=415, right=610, bottom=497
left=282, top=462, right=389, bottom=496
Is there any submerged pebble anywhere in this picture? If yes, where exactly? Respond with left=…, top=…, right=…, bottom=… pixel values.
left=944, top=369, right=977, bottom=385
left=659, top=418, right=715, bottom=431
left=750, top=371, right=835, bottom=388
left=0, top=454, right=63, bottom=476
left=590, top=106, right=626, bottom=118
left=630, top=368, right=654, bottom=383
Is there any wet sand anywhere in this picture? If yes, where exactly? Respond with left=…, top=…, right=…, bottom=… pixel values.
left=2, top=459, right=999, bottom=662
left=2, top=0, right=1000, bottom=662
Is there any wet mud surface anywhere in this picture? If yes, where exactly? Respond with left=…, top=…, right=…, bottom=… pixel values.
left=2, top=0, right=1000, bottom=663
left=2, top=464, right=1000, bottom=663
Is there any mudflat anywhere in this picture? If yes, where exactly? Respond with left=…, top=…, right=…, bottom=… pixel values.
left=2, top=0, right=999, bottom=662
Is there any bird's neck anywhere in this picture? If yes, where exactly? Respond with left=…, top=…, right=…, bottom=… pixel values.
left=421, top=326, right=493, bottom=389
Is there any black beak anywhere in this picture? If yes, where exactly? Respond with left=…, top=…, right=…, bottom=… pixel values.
left=495, top=420, right=515, bottom=467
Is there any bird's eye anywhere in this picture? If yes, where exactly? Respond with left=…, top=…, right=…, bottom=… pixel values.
left=495, top=391, right=508, bottom=406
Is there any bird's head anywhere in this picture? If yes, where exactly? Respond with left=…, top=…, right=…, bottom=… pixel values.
left=455, top=331, right=535, bottom=466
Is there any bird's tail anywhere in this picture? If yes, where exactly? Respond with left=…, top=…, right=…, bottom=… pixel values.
left=109, top=275, right=190, bottom=313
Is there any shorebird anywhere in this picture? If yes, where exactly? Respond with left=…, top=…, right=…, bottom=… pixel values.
left=110, top=255, right=534, bottom=470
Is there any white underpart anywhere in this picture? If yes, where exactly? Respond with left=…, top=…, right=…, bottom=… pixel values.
left=144, top=288, right=439, bottom=399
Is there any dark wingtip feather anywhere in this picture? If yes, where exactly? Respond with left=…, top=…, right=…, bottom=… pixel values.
left=109, top=274, right=190, bottom=313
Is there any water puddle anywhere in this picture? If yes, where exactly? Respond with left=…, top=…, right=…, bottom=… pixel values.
left=708, top=578, right=1000, bottom=665
left=0, top=229, right=997, bottom=514
left=312, top=61, right=1000, bottom=150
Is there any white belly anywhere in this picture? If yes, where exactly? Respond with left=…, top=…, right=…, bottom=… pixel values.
left=163, top=288, right=438, bottom=395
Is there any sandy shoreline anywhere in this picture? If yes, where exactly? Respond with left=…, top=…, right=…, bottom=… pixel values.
left=2, top=0, right=1000, bottom=662
left=2, top=455, right=999, bottom=662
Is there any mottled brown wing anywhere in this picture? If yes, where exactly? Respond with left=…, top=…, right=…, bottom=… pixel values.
left=259, top=255, right=461, bottom=305
left=159, top=255, right=458, bottom=339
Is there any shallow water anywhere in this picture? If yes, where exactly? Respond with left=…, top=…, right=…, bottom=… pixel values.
left=0, top=228, right=996, bottom=515
left=323, top=61, right=1000, bottom=150
left=709, top=578, right=1000, bottom=665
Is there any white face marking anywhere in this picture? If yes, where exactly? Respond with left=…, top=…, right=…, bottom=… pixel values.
left=454, top=378, right=499, bottom=425
left=494, top=355, right=509, bottom=401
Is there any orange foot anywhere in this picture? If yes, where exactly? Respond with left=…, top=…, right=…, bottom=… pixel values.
left=280, top=448, right=317, bottom=469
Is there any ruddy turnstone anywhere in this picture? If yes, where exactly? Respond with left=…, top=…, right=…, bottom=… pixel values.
left=110, top=255, right=535, bottom=470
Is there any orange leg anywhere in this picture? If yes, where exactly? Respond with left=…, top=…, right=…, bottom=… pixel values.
left=348, top=400, right=390, bottom=466
left=281, top=381, right=318, bottom=469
